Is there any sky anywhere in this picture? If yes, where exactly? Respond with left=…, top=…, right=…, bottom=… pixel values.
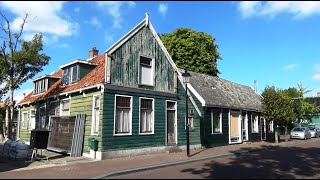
left=1, top=1, right=320, bottom=103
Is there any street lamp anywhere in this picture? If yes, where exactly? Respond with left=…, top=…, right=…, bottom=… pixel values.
left=182, top=70, right=191, bottom=157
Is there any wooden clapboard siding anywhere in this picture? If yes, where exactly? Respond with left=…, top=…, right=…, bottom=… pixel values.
left=69, top=89, right=103, bottom=153
left=18, top=105, right=36, bottom=142
left=202, top=108, right=230, bottom=147
left=101, top=89, right=176, bottom=151
left=110, top=26, right=175, bottom=93
left=176, top=81, right=201, bottom=146
left=248, top=111, right=262, bottom=142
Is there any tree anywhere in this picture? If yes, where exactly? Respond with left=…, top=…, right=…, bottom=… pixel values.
left=292, top=83, right=320, bottom=125
left=160, top=28, right=222, bottom=76
left=0, top=12, right=50, bottom=139
left=261, top=86, right=295, bottom=127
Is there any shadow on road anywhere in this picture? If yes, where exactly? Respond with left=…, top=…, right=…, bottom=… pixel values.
left=181, top=143, right=320, bottom=179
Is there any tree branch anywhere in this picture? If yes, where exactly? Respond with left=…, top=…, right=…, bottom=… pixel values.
left=14, top=12, right=29, bottom=52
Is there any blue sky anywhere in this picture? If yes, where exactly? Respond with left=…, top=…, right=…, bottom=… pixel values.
left=1, top=1, right=320, bottom=102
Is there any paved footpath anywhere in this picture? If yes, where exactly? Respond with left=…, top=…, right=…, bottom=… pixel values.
left=0, top=139, right=316, bottom=179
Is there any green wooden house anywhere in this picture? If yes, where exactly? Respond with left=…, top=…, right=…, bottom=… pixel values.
left=181, top=69, right=272, bottom=146
left=17, top=14, right=202, bottom=160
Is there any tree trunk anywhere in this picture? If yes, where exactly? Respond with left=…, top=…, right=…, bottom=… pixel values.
left=275, top=125, right=279, bottom=143
left=5, top=88, right=14, bottom=140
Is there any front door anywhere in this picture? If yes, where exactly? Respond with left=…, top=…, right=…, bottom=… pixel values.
left=241, top=112, right=248, bottom=141
left=166, top=101, right=177, bottom=145
left=230, top=111, right=241, bottom=144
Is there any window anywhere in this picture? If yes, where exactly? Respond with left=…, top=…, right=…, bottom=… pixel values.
left=34, top=79, right=47, bottom=94
left=185, top=116, right=194, bottom=130
left=49, top=101, right=59, bottom=116
left=60, top=98, right=70, bottom=116
left=91, top=95, right=100, bottom=135
left=251, top=114, right=259, bottom=133
left=39, top=106, right=46, bottom=129
left=29, top=110, right=36, bottom=130
left=139, top=56, right=153, bottom=86
left=114, top=95, right=132, bottom=135
left=269, top=120, right=274, bottom=132
left=211, top=109, right=222, bottom=133
left=62, top=65, right=79, bottom=85
left=140, top=98, right=154, bottom=134
left=21, top=112, right=28, bottom=129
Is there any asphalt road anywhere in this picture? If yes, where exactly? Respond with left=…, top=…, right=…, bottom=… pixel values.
left=111, top=139, right=320, bottom=179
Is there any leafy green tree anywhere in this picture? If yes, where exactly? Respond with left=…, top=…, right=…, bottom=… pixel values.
left=160, top=28, right=222, bottom=76
left=282, top=87, right=301, bottom=98
left=262, top=86, right=295, bottom=127
left=0, top=12, right=50, bottom=139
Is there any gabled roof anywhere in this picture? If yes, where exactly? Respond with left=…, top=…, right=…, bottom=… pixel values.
left=59, top=59, right=96, bottom=69
left=18, top=54, right=105, bottom=106
left=181, top=69, right=262, bottom=112
left=105, top=13, right=202, bottom=116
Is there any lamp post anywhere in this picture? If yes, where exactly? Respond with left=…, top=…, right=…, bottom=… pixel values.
left=182, top=70, right=191, bottom=157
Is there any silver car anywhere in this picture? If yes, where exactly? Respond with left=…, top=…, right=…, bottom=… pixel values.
left=308, top=127, right=320, bottom=138
left=290, top=127, right=311, bottom=140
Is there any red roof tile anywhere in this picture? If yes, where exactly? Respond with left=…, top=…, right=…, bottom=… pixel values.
left=18, top=54, right=105, bottom=105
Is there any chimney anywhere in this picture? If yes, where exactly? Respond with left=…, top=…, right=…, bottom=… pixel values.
left=254, top=80, right=257, bottom=92
left=89, top=47, right=99, bottom=58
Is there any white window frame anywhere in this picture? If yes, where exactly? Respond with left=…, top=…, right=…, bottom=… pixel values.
left=185, top=116, right=194, bottom=130
left=138, top=55, right=154, bottom=86
left=21, top=111, right=28, bottom=129
left=29, top=109, right=36, bottom=131
left=60, top=97, right=71, bottom=116
left=91, top=94, right=101, bottom=136
left=269, top=120, right=274, bottom=132
left=139, top=97, right=154, bottom=135
left=211, top=109, right=223, bottom=134
left=251, top=114, right=259, bottom=133
left=39, top=106, right=46, bottom=129
left=113, top=94, right=133, bottom=136
left=62, top=65, right=79, bottom=85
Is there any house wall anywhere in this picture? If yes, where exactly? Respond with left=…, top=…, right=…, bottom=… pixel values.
left=247, top=111, right=262, bottom=142
left=68, top=89, right=103, bottom=154
left=18, top=104, right=36, bottom=142
left=176, top=81, right=201, bottom=146
left=79, top=64, right=95, bottom=80
left=110, top=26, right=175, bottom=93
left=100, top=80, right=201, bottom=154
left=306, top=113, right=320, bottom=128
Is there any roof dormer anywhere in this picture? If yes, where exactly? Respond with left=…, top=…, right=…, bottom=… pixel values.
left=60, top=59, right=96, bottom=86
left=33, top=75, right=60, bottom=95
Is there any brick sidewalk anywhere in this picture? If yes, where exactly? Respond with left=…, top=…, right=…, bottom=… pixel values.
left=0, top=140, right=304, bottom=179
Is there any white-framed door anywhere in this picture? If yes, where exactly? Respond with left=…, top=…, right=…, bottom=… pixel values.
left=166, top=100, right=177, bottom=145
left=229, top=110, right=242, bottom=144
left=241, top=111, right=249, bottom=142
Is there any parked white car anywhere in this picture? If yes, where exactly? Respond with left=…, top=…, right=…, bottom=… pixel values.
left=308, top=127, right=320, bottom=138
left=290, top=127, right=311, bottom=140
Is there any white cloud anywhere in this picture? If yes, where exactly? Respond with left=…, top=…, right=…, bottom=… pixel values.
left=96, top=1, right=136, bottom=29
left=312, top=73, right=320, bottom=81
left=89, top=17, right=102, bottom=28
left=158, top=4, right=168, bottom=16
left=282, top=64, right=299, bottom=71
left=238, top=1, right=320, bottom=19
left=0, top=1, right=79, bottom=44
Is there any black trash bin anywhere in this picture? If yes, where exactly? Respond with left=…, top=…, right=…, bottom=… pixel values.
left=29, top=129, right=50, bottom=149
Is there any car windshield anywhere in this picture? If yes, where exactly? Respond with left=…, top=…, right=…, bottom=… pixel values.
left=292, top=128, right=304, bottom=131
left=309, top=127, right=315, bottom=130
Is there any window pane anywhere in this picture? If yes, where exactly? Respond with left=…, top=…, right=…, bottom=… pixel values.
left=71, top=65, right=78, bottom=82
left=140, top=56, right=151, bottom=66
left=62, top=68, right=70, bottom=85
left=140, top=65, right=152, bottom=85
left=167, top=102, right=175, bottom=110
left=115, top=96, right=131, bottom=134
